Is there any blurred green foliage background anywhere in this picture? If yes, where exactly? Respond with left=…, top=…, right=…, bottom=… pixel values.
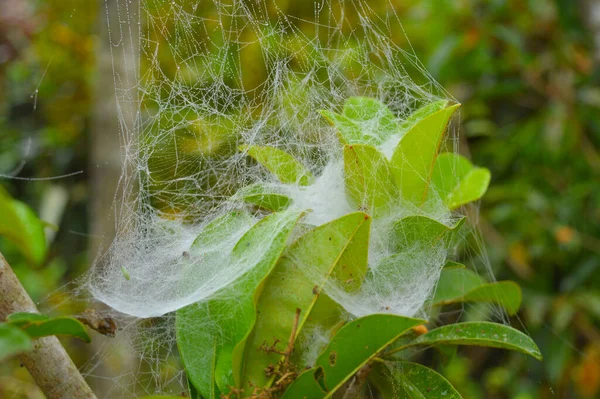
left=1, top=0, right=599, bottom=398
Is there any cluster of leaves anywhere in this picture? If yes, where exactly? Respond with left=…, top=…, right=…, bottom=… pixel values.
left=171, top=98, right=540, bottom=399
left=3, top=0, right=596, bottom=397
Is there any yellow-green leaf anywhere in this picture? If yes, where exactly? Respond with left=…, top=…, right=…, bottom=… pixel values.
left=430, top=152, right=491, bottom=209
left=390, top=215, right=464, bottom=252
left=398, top=100, right=449, bottom=134
left=390, top=104, right=460, bottom=205
left=343, top=144, right=398, bottom=216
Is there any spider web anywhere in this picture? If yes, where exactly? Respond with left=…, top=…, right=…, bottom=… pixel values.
left=79, top=0, right=502, bottom=396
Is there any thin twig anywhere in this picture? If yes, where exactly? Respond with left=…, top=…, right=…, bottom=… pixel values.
left=285, top=308, right=302, bottom=363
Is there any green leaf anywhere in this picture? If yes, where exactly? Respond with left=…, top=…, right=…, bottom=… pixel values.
left=0, top=186, right=47, bottom=265
left=430, top=153, right=491, bottom=209
left=240, top=212, right=371, bottom=390
left=177, top=323, right=220, bottom=399
left=240, top=145, right=314, bottom=186
left=280, top=367, right=326, bottom=399
left=187, top=374, right=202, bottom=399
left=459, top=282, right=522, bottom=316
left=290, top=210, right=372, bottom=368
left=390, top=104, right=460, bottom=205
left=235, top=184, right=292, bottom=211
left=378, top=100, right=450, bottom=158
left=393, top=322, right=542, bottom=360
left=0, top=323, right=33, bottom=361
left=7, top=313, right=91, bottom=343
left=390, top=215, right=464, bottom=252
left=315, top=314, right=424, bottom=395
left=343, top=144, right=398, bottom=216
left=433, top=269, right=522, bottom=316
left=176, top=210, right=303, bottom=399
left=394, top=361, right=463, bottom=399
left=176, top=211, right=257, bottom=399
left=27, top=317, right=89, bottom=343
left=433, top=268, right=485, bottom=304
left=321, top=97, right=401, bottom=146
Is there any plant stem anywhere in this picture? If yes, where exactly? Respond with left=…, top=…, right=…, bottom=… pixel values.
left=285, top=308, right=302, bottom=362
left=0, top=251, right=97, bottom=399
